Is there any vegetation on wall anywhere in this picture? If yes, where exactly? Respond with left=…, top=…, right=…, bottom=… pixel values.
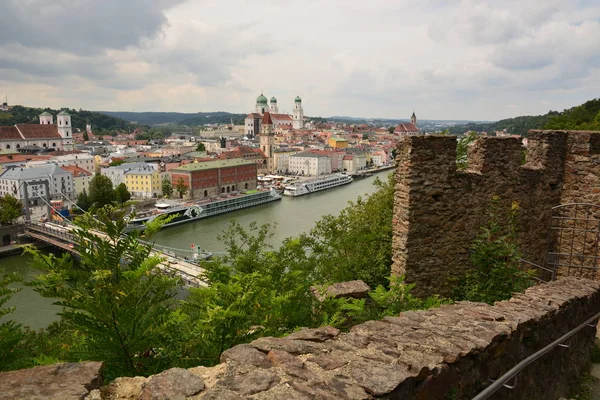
left=0, top=194, right=23, bottom=225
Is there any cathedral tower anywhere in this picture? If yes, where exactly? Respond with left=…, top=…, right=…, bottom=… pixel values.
left=292, top=95, right=304, bottom=129
left=57, top=110, right=73, bottom=150
left=411, top=111, right=417, bottom=126
left=269, top=96, right=278, bottom=114
left=39, top=111, right=53, bottom=125
left=256, top=93, right=268, bottom=114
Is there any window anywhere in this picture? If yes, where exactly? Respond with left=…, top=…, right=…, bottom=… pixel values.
left=6, top=144, right=9, bottom=149
left=16, top=144, right=20, bottom=149
left=52, top=143, right=56, bottom=147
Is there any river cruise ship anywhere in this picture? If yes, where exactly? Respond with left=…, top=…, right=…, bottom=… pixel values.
left=126, top=189, right=281, bottom=231
left=283, top=173, right=353, bottom=197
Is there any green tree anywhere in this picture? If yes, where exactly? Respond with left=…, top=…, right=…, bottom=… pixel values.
left=175, top=178, right=188, bottom=199
left=0, top=194, right=22, bottom=225
left=456, top=131, right=478, bottom=170
left=114, top=183, right=131, bottom=204
left=388, top=126, right=395, bottom=134
left=195, top=142, right=206, bottom=152
left=83, top=131, right=89, bottom=141
left=88, top=175, right=114, bottom=208
left=28, top=207, right=180, bottom=378
left=161, top=178, right=173, bottom=198
left=76, top=191, right=91, bottom=211
left=0, top=270, right=26, bottom=371
left=304, top=173, right=395, bottom=288
left=109, top=159, right=124, bottom=167
left=452, top=196, right=535, bottom=304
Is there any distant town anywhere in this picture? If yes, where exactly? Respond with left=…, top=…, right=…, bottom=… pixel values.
left=0, top=94, right=423, bottom=220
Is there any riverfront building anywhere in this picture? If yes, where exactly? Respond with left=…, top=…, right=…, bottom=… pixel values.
left=170, top=158, right=257, bottom=200
left=244, top=94, right=305, bottom=137
left=124, top=166, right=163, bottom=199
left=288, top=151, right=331, bottom=176
left=0, top=164, right=75, bottom=204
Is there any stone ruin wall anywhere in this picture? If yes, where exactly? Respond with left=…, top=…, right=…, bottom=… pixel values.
left=1, top=277, right=598, bottom=400
left=392, top=130, right=600, bottom=297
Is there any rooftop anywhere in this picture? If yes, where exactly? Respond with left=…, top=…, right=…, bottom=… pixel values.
left=172, top=158, right=255, bottom=172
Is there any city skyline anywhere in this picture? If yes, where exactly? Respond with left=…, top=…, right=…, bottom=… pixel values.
left=1, top=0, right=599, bottom=121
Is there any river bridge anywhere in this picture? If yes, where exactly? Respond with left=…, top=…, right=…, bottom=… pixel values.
left=23, top=222, right=217, bottom=287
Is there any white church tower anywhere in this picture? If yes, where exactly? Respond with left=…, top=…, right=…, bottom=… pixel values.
left=57, top=110, right=73, bottom=150
left=255, top=93, right=268, bottom=114
left=39, top=111, right=53, bottom=125
left=292, top=95, right=304, bottom=129
left=269, top=96, right=278, bottom=114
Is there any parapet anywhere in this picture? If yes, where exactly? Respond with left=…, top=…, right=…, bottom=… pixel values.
left=2, top=278, right=598, bottom=399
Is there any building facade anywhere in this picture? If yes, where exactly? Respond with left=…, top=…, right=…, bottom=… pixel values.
left=288, top=151, right=331, bottom=176
left=0, top=111, right=74, bottom=151
left=124, top=166, right=162, bottom=198
left=0, top=164, right=75, bottom=205
left=61, top=166, right=93, bottom=196
left=170, top=159, right=257, bottom=200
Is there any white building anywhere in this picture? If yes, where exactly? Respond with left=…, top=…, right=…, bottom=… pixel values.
left=288, top=151, right=331, bottom=176
left=61, top=166, right=93, bottom=196
left=0, top=164, right=75, bottom=206
left=0, top=111, right=74, bottom=151
left=101, top=162, right=157, bottom=189
left=244, top=94, right=304, bottom=137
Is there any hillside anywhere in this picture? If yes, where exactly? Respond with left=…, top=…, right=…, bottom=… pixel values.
left=100, top=111, right=247, bottom=126
left=0, top=105, right=129, bottom=131
left=448, top=98, right=600, bottom=136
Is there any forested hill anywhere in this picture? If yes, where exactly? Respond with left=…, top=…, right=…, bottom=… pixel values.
left=100, top=111, right=247, bottom=126
left=0, top=106, right=129, bottom=131
left=448, top=98, right=600, bottom=136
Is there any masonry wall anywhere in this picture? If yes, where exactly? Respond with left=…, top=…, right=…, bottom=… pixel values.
left=392, top=130, right=600, bottom=297
left=2, top=277, right=598, bottom=399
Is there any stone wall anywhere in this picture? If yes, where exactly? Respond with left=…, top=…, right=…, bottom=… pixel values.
left=0, top=224, right=25, bottom=246
left=2, top=277, right=598, bottom=399
left=392, top=130, right=600, bottom=296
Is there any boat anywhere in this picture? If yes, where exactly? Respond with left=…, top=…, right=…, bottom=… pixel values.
left=283, top=173, right=353, bottom=197
left=126, top=189, right=281, bottom=231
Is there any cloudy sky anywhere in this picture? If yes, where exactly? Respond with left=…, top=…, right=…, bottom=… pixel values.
left=1, top=0, right=599, bottom=121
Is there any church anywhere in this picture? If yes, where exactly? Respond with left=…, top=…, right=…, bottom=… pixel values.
left=394, top=112, right=419, bottom=135
left=244, top=94, right=305, bottom=137
left=0, top=111, right=74, bottom=151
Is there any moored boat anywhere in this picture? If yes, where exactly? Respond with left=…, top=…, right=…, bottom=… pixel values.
left=283, top=173, right=353, bottom=197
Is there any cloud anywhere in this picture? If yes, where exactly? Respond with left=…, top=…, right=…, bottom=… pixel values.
left=1, top=0, right=600, bottom=120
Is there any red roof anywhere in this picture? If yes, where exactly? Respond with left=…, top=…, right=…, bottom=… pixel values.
left=262, top=112, right=273, bottom=125
left=61, top=165, right=92, bottom=177
left=271, top=114, right=293, bottom=121
left=0, top=154, right=52, bottom=163
left=394, top=123, right=419, bottom=133
left=0, top=126, right=22, bottom=140
left=16, top=124, right=61, bottom=139
left=246, top=113, right=262, bottom=119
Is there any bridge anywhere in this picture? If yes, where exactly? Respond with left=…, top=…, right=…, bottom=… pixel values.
left=23, top=222, right=212, bottom=287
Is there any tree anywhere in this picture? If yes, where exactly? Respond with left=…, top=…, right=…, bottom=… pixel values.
left=456, top=131, right=478, bottom=170
left=76, top=191, right=91, bottom=211
left=175, top=178, right=188, bottom=199
left=114, top=183, right=131, bottom=204
left=162, top=178, right=173, bottom=198
left=0, top=194, right=22, bottom=225
left=195, top=142, right=206, bottom=152
left=109, top=159, right=124, bottom=167
left=88, top=175, right=114, bottom=208
left=0, top=270, right=26, bottom=371
left=452, top=196, right=535, bottom=304
left=303, top=173, right=395, bottom=288
left=28, top=207, right=180, bottom=378
left=388, top=126, right=395, bottom=134
left=83, top=131, right=89, bottom=141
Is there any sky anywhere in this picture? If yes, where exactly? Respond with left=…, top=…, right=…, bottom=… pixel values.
left=1, top=0, right=600, bottom=121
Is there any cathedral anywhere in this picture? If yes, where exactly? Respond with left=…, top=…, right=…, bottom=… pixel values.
left=244, top=94, right=304, bottom=137
left=0, top=111, right=74, bottom=151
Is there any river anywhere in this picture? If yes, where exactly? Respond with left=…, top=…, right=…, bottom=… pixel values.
left=1, top=171, right=391, bottom=329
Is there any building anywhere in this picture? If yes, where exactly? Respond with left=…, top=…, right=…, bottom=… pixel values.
left=170, top=159, right=257, bottom=200
left=288, top=151, right=331, bottom=176
left=124, top=166, right=162, bottom=199
left=0, top=111, right=74, bottom=151
left=101, top=162, right=158, bottom=189
left=328, top=137, right=349, bottom=149
left=292, top=96, right=304, bottom=130
left=61, top=165, right=93, bottom=196
left=244, top=93, right=305, bottom=137
left=218, top=145, right=269, bottom=175
left=394, top=112, right=419, bottom=135
left=273, top=148, right=297, bottom=174
left=259, top=112, right=275, bottom=173
left=0, top=164, right=75, bottom=206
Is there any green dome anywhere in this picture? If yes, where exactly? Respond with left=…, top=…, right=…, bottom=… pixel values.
left=294, top=96, right=302, bottom=103
left=270, top=96, right=277, bottom=103
left=40, top=111, right=52, bottom=116
left=58, top=110, right=70, bottom=116
left=256, top=94, right=268, bottom=104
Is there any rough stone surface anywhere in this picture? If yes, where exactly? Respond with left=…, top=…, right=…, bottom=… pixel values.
left=0, top=362, right=103, bottom=400
left=139, top=368, right=204, bottom=400
left=3, top=279, right=600, bottom=400
left=311, top=280, right=371, bottom=301
left=285, top=326, right=340, bottom=342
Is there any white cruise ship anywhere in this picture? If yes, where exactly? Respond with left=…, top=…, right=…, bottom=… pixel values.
left=283, top=173, right=353, bottom=197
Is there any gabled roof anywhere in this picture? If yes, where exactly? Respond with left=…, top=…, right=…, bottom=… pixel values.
left=262, top=112, right=273, bottom=125
left=246, top=113, right=262, bottom=119
left=270, top=114, right=293, bottom=121
left=61, top=165, right=92, bottom=177
left=15, top=124, right=61, bottom=139
left=0, top=126, right=22, bottom=140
